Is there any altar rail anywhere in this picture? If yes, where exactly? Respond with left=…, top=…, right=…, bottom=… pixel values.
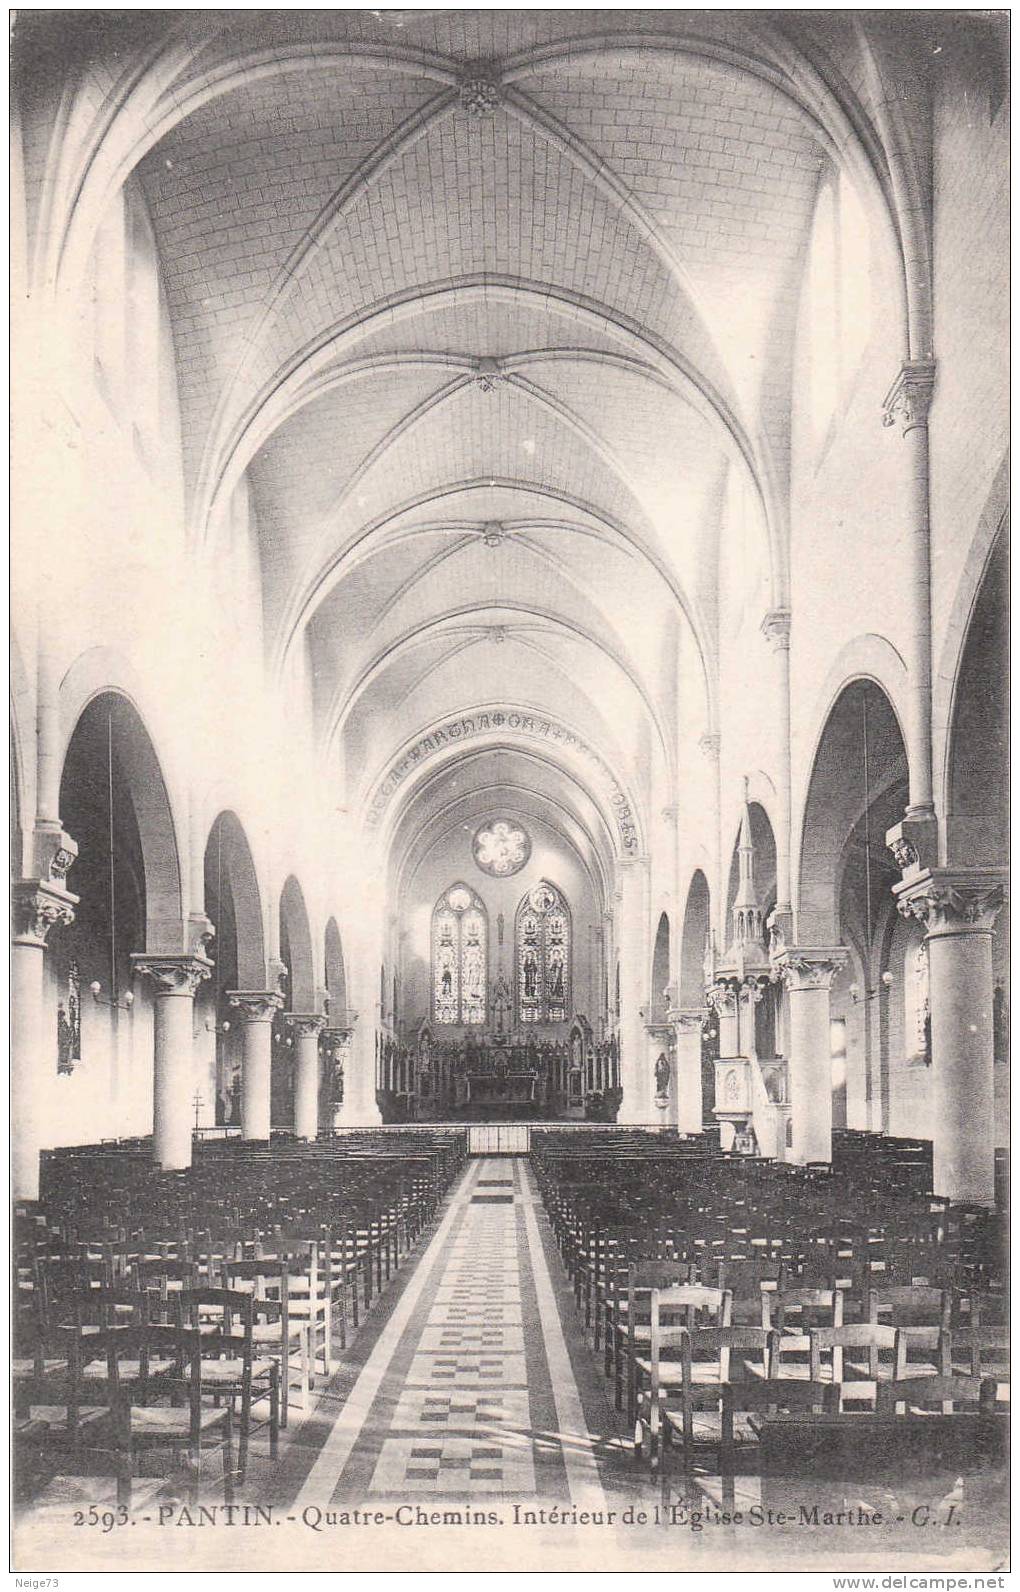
left=466, top=1121, right=672, bottom=1155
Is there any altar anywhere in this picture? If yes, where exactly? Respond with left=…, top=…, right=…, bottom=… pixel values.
left=465, top=1071, right=537, bottom=1115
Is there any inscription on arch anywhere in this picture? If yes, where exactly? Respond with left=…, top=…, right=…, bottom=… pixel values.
left=364, top=711, right=640, bottom=854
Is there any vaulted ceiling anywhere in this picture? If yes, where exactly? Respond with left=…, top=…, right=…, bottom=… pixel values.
left=124, top=10, right=856, bottom=860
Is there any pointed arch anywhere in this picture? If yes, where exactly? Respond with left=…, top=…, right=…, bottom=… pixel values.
left=516, top=879, right=571, bottom=1025
left=432, top=882, right=487, bottom=1026
left=651, top=911, right=671, bottom=1021
left=279, top=875, right=315, bottom=1011
left=324, top=916, right=347, bottom=1013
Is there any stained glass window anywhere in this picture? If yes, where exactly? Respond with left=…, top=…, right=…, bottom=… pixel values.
left=515, top=881, right=571, bottom=1024
left=432, top=884, right=487, bottom=1025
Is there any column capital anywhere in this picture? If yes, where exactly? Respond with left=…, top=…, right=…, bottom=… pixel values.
left=882, top=359, right=936, bottom=434
left=12, top=878, right=77, bottom=946
left=227, top=989, right=285, bottom=1022
left=285, top=1011, right=327, bottom=1036
left=772, top=947, right=848, bottom=992
left=760, top=608, right=791, bottom=652
left=894, top=868, right=1007, bottom=938
left=698, top=732, right=720, bottom=762
left=661, top=804, right=680, bottom=824
left=740, top=973, right=771, bottom=1004
left=668, top=1005, right=708, bottom=1033
left=133, top=952, right=213, bottom=997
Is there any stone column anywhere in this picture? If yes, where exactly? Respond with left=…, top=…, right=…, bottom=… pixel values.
left=287, top=1012, right=326, bottom=1140
left=227, top=990, right=284, bottom=1140
left=133, top=954, right=212, bottom=1170
left=760, top=609, right=792, bottom=912
left=882, top=361, right=937, bottom=851
left=773, top=949, right=847, bottom=1165
left=895, top=870, right=1006, bottom=1204
left=617, top=855, right=655, bottom=1123
left=12, top=880, right=77, bottom=1199
left=670, top=1006, right=707, bottom=1134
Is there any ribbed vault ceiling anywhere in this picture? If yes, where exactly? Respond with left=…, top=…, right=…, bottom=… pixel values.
left=132, top=10, right=838, bottom=846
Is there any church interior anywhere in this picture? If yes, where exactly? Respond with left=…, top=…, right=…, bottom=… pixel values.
left=11, top=10, right=1008, bottom=1572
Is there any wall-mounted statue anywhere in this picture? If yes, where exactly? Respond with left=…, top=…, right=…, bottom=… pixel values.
left=655, top=1052, right=671, bottom=1096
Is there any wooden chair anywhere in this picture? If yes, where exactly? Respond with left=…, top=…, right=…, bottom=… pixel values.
left=223, top=1257, right=309, bottom=1426
left=865, top=1284, right=951, bottom=1378
left=809, top=1324, right=903, bottom=1408
left=177, top=1287, right=280, bottom=1482
left=655, top=1325, right=775, bottom=1473
left=14, top=1324, right=112, bottom=1485
left=754, top=1285, right=844, bottom=1379
left=617, top=1266, right=713, bottom=1424
left=876, top=1373, right=1000, bottom=1418
left=105, top=1324, right=236, bottom=1507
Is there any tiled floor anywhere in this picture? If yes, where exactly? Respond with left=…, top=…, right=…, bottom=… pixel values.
left=14, top=1160, right=1009, bottom=1572
left=287, top=1157, right=603, bottom=1510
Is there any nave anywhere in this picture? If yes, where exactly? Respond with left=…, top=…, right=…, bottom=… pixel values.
left=10, top=11, right=1009, bottom=1574
left=14, top=1130, right=1008, bottom=1573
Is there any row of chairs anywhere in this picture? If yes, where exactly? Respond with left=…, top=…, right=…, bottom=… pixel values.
left=15, top=1130, right=468, bottom=1506
left=531, top=1131, right=1008, bottom=1481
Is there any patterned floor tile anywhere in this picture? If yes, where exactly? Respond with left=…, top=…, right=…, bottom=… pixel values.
left=426, top=1304, right=524, bottom=1326
left=416, top=1324, right=526, bottom=1353
left=404, top=1350, right=529, bottom=1386
left=390, top=1387, right=532, bottom=1431
left=370, top=1435, right=536, bottom=1494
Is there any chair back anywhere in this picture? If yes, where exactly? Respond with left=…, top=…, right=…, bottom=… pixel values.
left=876, top=1374, right=998, bottom=1417
left=809, top=1322, right=902, bottom=1386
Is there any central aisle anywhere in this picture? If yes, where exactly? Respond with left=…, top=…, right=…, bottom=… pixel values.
left=289, top=1157, right=611, bottom=1512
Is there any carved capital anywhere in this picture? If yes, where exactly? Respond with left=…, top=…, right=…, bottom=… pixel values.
left=773, top=947, right=848, bottom=993
left=285, top=1012, right=327, bottom=1037
left=133, top=953, right=213, bottom=998
left=12, top=879, right=77, bottom=946
left=741, top=974, right=770, bottom=1005
left=698, top=732, right=720, bottom=762
left=227, top=989, right=285, bottom=1023
left=668, top=1005, right=709, bottom=1035
left=458, top=65, right=504, bottom=117
left=882, top=359, right=936, bottom=434
left=894, top=869, right=1007, bottom=938
left=760, top=608, right=791, bottom=652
